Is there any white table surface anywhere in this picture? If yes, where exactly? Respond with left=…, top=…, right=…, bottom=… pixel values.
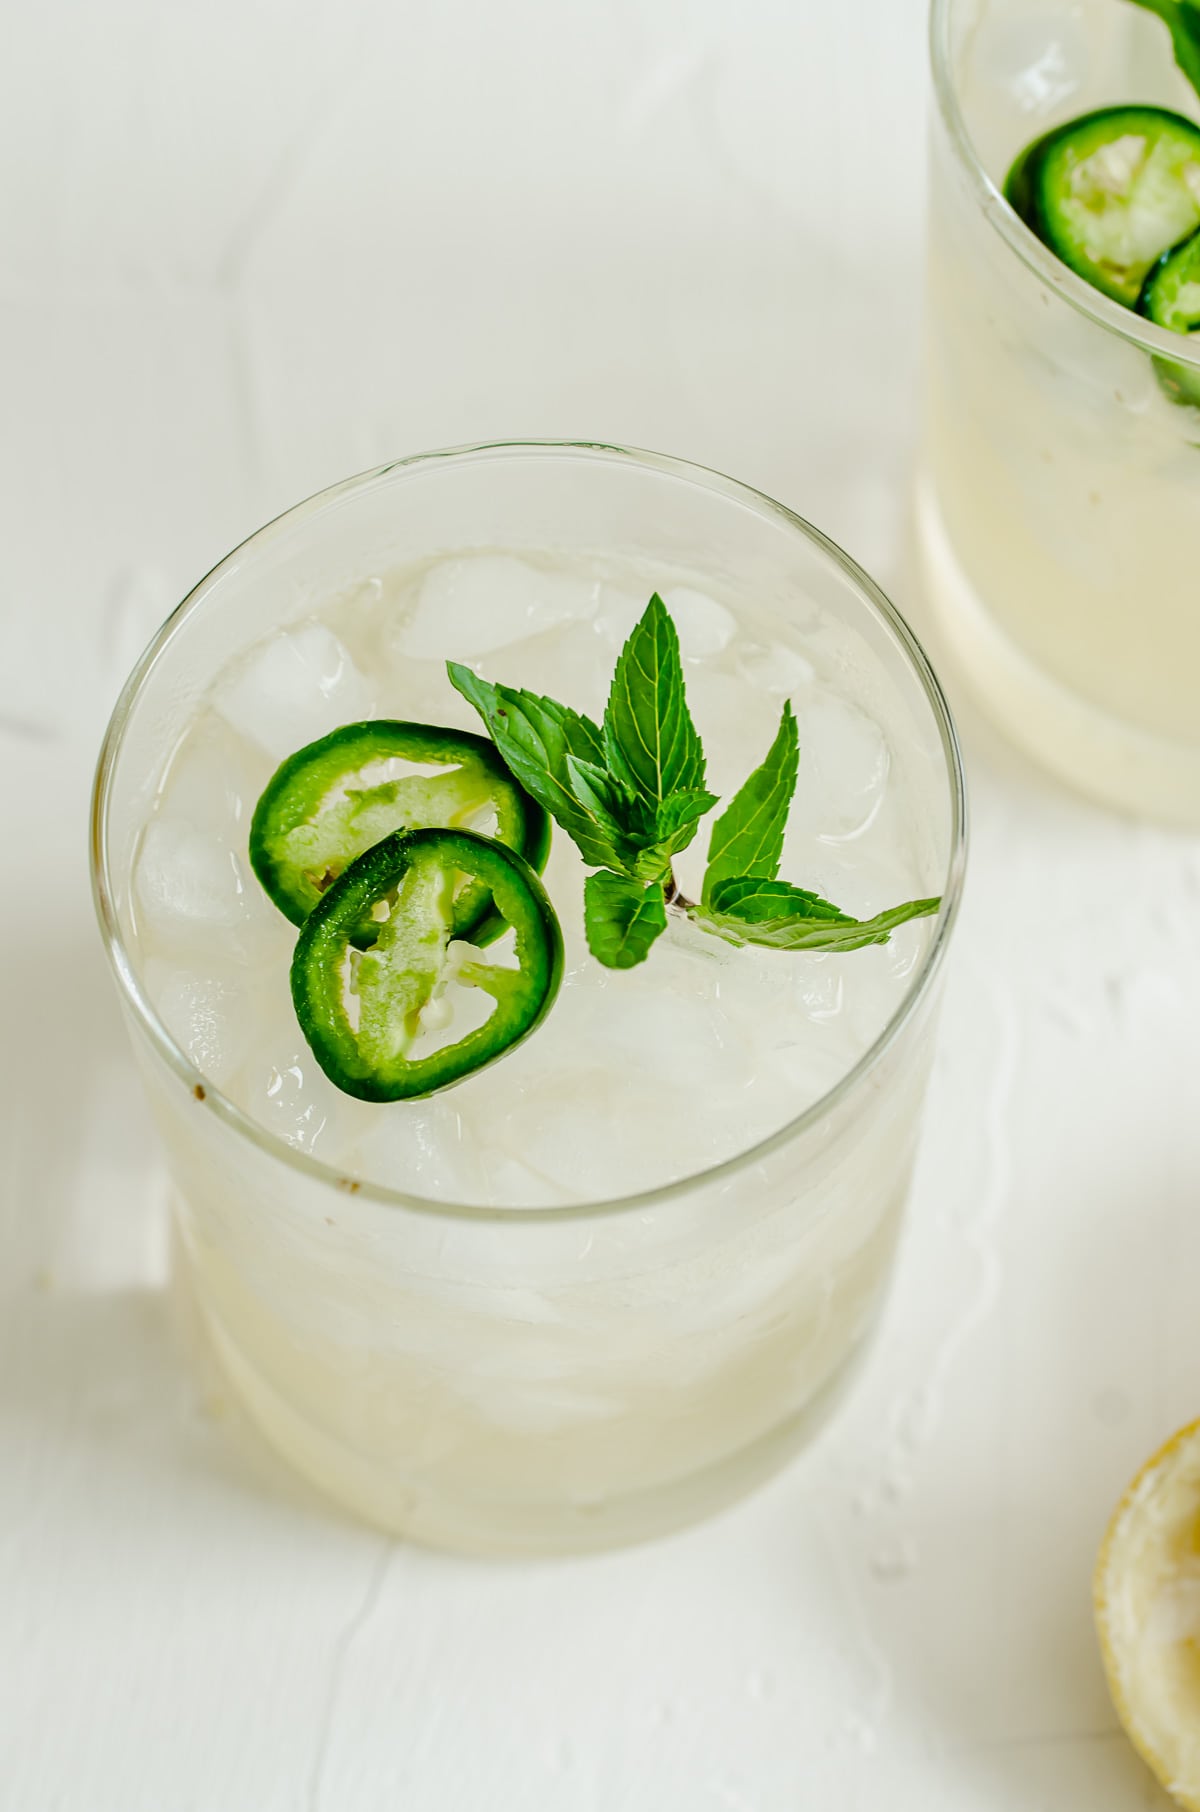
left=3, top=2, right=1198, bottom=1806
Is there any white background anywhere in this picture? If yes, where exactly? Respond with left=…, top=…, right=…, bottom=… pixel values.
left=2, top=1, right=1198, bottom=1806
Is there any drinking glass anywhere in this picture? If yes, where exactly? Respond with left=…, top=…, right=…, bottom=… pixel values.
left=921, top=0, right=1200, bottom=823
left=92, top=442, right=965, bottom=1554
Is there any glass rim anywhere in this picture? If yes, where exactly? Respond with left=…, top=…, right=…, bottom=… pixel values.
left=90, top=438, right=968, bottom=1226
left=929, top=0, right=1200, bottom=372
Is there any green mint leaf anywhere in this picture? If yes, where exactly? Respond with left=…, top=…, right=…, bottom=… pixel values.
left=616, top=791, right=721, bottom=885
left=565, top=755, right=662, bottom=852
left=655, top=788, right=718, bottom=848
left=709, top=875, right=847, bottom=922
left=697, top=877, right=941, bottom=952
left=584, top=871, right=668, bottom=969
left=563, top=756, right=638, bottom=850
left=702, top=702, right=799, bottom=906
left=603, top=594, right=706, bottom=808
left=447, top=663, right=621, bottom=869
left=1127, top=0, right=1200, bottom=100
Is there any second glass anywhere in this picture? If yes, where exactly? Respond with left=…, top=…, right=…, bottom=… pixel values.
left=921, top=0, right=1200, bottom=824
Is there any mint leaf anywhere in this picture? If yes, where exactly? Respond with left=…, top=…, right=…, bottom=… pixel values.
left=603, top=594, right=706, bottom=808
left=610, top=791, right=717, bottom=885
left=654, top=788, right=718, bottom=852
left=698, top=877, right=941, bottom=952
left=449, top=663, right=606, bottom=771
left=447, top=664, right=621, bottom=869
left=702, top=702, right=799, bottom=905
left=1127, top=0, right=1200, bottom=99
left=584, top=871, right=668, bottom=969
left=708, top=875, right=848, bottom=924
left=562, top=755, right=644, bottom=854
left=564, top=756, right=659, bottom=850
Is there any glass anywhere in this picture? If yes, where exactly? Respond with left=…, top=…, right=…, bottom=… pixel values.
left=92, top=442, right=965, bottom=1555
left=921, top=0, right=1200, bottom=825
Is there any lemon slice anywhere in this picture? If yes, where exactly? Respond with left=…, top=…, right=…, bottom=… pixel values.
left=1095, top=1420, right=1200, bottom=1809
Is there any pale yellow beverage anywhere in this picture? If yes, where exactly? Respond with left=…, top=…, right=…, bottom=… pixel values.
left=922, top=0, right=1200, bottom=823
left=93, top=444, right=964, bottom=1554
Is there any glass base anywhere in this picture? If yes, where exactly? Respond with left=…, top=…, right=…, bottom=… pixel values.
left=199, top=1297, right=881, bottom=1557
left=915, top=477, right=1200, bottom=828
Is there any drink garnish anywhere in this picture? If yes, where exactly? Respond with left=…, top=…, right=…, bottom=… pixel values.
left=1128, top=0, right=1200, bottom=99
left=1005, top=106, right=1200, bottom=308
left=1140, top=227, right=1200, bottom=401
left=1005, top=3, right=1200, bottom=403
left=452, top=594, right=941, bottom=970
left=290, top=828, right=562, bottom=1100
left=249, top=719, right=549, bottom=945
left=250, top=594, right=942, bottom=1098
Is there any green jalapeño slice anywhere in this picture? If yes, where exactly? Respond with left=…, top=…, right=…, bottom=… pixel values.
left=291, top=827, right=563, bottom=1101
left=1140, top=227, right=1200, bottom=404
left=250, top=720, right=550, bottom=945
left=1006, top=106, right=1200, bottom=307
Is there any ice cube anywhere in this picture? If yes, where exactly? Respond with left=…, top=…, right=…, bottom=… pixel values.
left=737, top=640, right=817, bottom=698
left=517, top=1098, right=680, bottom=1200
left=591, top=582, right=735, bottom=660
left=660, top=585, right=736, bottom=659
left=136, top=818, right=251, bottom=933
left=144, top=959, right=267, bottom=1088
left=482, top=619, right=612, bottom=720
left=789, top=694, right=890, bottom=841
left=134, top=808, right=286, bottom=962
left=584, top=585, right=647, bottom=653
left=835, top=942, right=917, bottom=1053
left=574, top=946, right=738, bottom=1091
left=393, top=556, right=599, bottom=660
left=975, top=5, right=1089, bottom=115
left=240, top=1043, right=352, bottom=1158
left=214, top=623, right=371, bottom=760
left=683, top=667, right=776, bottom=795
left=157, top=714, right=271, bottom=840
left=348, top=1096, right=488, bottom=1202
left=789, top=957, right=845, bottom=1023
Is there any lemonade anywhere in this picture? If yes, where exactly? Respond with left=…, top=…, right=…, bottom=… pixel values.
left=93, top=443, right=964, bottom=1553
left=921, top=0, right=1200, bottom=823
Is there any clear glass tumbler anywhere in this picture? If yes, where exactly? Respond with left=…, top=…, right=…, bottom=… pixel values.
left=92, top=443, right=965, bottom=1555
left=921, top=0, right=1200, bottom=824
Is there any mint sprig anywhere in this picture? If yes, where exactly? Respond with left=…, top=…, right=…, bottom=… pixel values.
left=446, top=667, right=628, bottom=871
left=584, top=871, right=668, bottom=968
left=449, top=595, right=941, bottom=969
left=602, top=593, right=706, bottom=806
left=698, top=877, right=942, bottom=953
left=701, top=701, right=798, bottom=905
left=1127, top=0, right=1200, bottom=100
left=450, top=593, right=717, bottom=907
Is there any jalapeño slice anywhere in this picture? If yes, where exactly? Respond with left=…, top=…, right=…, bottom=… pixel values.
left=1005, top=106, right=1200, bottom=307
left=1139, top=227, right=1200, bottom=404
left=291, top=828, right=563, bottom=1101
left=249, top=720, right=550, bottom=945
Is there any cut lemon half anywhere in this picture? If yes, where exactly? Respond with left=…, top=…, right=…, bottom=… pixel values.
left=1095, top=1419, right=1200, bottom=1809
